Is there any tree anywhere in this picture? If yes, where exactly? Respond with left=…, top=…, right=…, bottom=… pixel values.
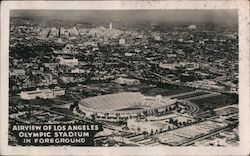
left=155, top=129, right=158, bottom=134
left=159, top=128, right=163, bottom=133
left=173, top=119, right=178, bottom=126
left=142, top=131, right=148, bottom=137
left=90, top=114, right=96, bottom=120
left=76, top=106, right=79, bottom=111
left=179, top=122, right=182, bottom=126
left=177, top=108, right=182, bottom=113
left=150, top=129, right=154, bottom=135
left=165, top=107, right=169, bottom=112
left=169, top=107, right=172, bottom=111
left=69, top=104, right=74, bottom=111
left=137, top=127, right=141, bottom=133
left=169, top=118, right=173, bottom=123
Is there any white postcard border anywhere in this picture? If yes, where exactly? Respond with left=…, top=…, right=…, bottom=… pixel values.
left=1, top=1, right=249, bottom=155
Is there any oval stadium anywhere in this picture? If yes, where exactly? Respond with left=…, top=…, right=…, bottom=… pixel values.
left=79, top=92, right=177, bottom=120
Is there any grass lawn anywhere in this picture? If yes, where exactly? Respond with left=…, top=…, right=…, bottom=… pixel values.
left=191, top=94, right=238, bottom=113
left=143, top=87, right=194, bottom=96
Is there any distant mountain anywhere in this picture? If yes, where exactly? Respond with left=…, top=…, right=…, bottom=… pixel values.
left=11, top=10, right=238, bottom=25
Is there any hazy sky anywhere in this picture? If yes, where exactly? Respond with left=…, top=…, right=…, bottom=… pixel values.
left=11, top=10, right=238, bottom=24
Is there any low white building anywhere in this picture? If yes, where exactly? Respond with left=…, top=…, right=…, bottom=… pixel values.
left=10, top=69, right=26, bottom=76
left=58, top=57, right=78, bottom=66
left=114, top=77, right=140, bottom=85
left=119, top=38, right=126, bottom=45
left=71, top=68, right=85, bottom=74
left=188, top=25, right=197, bottom=29
left=187, top=80, right=225, bottom=90
left=180, top=62, right=199, bottom=70
left=20, top=88, right=65, bottom=100
left=159, top=63, right=179, bottom=70
left=125, top=52, right=134, bottom=57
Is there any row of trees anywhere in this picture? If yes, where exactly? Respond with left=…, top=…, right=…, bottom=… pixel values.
left=168, top=117, right=193, bottom=127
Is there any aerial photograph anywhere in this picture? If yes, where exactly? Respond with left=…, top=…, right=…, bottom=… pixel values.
left=9, top=10, right=239, bottom=146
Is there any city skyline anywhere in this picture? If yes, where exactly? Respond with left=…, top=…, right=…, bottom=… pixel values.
left=11, top=10, right=238, bottom=25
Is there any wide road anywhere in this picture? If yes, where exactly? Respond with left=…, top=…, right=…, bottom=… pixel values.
left=178, top=100, right=200, bottom=116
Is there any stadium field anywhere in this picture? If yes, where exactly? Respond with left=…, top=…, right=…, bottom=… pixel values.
left=191, top=94, right=238, bottom=113
left=143, top=87, right=195, bottom=96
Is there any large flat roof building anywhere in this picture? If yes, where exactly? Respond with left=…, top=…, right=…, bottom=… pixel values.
left=20, top=88, right=65, bottom=100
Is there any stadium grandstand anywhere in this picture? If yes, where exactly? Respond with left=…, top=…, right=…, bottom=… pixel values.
left=79, top=92, right=177, bottom=120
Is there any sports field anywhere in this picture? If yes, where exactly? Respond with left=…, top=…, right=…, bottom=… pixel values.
left=191, top=94, right=238, bottom=113
left=142, top=86, right=195, bottom=96
left=72, top=82, right=195, bottom=98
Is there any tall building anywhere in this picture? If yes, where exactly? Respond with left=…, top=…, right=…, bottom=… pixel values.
left=119, top=38, right=126, bottom=45
left=188, top=25, right=197, bottom=29
left=109, top=22, right=113, bottom=31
